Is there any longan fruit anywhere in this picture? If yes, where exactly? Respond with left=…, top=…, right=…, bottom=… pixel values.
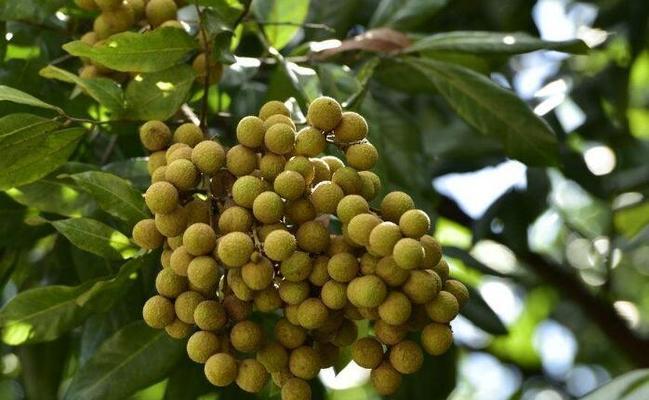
left=308, top=255, right=330, bottom=287
left=310, top=181, right=344, bottom=214
left=147, top=151, right=167, bottom=175
left=184, top=198, right=210, bottom=226
left=79, top=65, right=100, bottom=79
left=151, top=166, right=167, bottom=183
left=187, top=256, right=219, bottom=290
left=236, top=359, right=269, bottom=393
left=271, top=369, right=293, bottom=388
left=125, top=0, right=144, bottom=19
left=328, top=235, right=354, bottom=256
left=285, top=198, right=317, bottom=225
left=331, top=318, right=358, bottom=347
left=295, top=220, right=330, bottom=253
left=145, top=0, right=177, bottom=27
left=374, top=319, right=408, bottom=345
left=257, top=223, right=287, bottom=241
left=380, top=191, right=414, bottom=223
left=289, top=346, right=321, bottom=380
left=281, top=378, right=311, bottom=400
left=280, top=251, right=312, bottom=282
left=307, top=96, right=342, bottom=131
left=444, top=279, right=469, bottom=308
left=194, top=300, right=227, bottom=331
left=264, top=123, right=295, bottom=155
left=359, top=252, right=379, bottom=275
left=274, top=170, right=305, bottom=200
left=170, top=245, right=193, bottom=276
left=192, top=53, right=223, bottom=85
left=191, top=140, right=225, bottom=175
left=320, top=280, right=347, bottom=310
left=295, top=127, right=326, bottom=156
left=368, top=222, right=402, bottom=257
left=142, top=295, right=175, bottom=328
left=315, top=341, right=340, bottom=368
left=331, top=166, right=362, bottom=195
left=264, top=229, right=297, bottom=261
left=237, top=116, right=266, bottom=148
left=223, top=294, right=252, bottom=322
left=421, top=322, right=453, bottom=355
left=187, top=331, right=220, bottom=363
left=161, top=249, right=173, bottom=269
left=93, top=8, right=133, bottom=39
left=259, top=100, right=290, bottom=120
left=347, top=213, right=381, bottom=246
left=392, top=238, right=424, bottom=270
left=359, top=170, right=381, bottom=201
left=346, top=142, right=378, bottom=171
left=327, top=252, right=359, bottom=283
left=173, top=123, right=203, bottom=147
left=297, top=298, right=328, bottom=329
left=279, top=280, right=310, bottom=305
left=389, top=340, right=423, bottom=374
left=226, top=144, right=257, bottom=176
left=425, top=290, right=459, bottom=323
left=370, top=361, right=402, bottom=396
left=76, top=0, right=99, bottom=11
left=334, top=112, right=368, bottom=143
left=433, top=259, right=450, bottom=282
left=217, top=232, right=254, bottom=268
left=182, top=223, right=216, bottom=256
left=218, top=206, right=253, bottom=233
left=139, top=120, right=171, bottom=151
left=230, top=320, right=264, bottom=353
left=165, top=159, right=199, bottom=190
left=378, top=291, right=412, bottom=326
left=132, top=219, right=164, bottom=249
left=167, top=145, right=192, bottom=163
left=347, top=275, right=387, bottom=308
left=259, top=153, right=286, bottom=181
left=421, top=234, right=442, bottom=269
left=285, top=156, right=315, bottom=184
left=311, top=157, right=331, bottom=183
left=257, top=341, right=289, bottom=372
left=321, top=155, right=344, bottom=173
left=232, top=175, right=264, bottom=208
left=253, top=191, right=284, bottom=224
left=95, top=0, right=122, bottom=10
left=336, top=194, right=369, bottom=224
left=155, top=268, right=187, bottom=298
left=205, top=353, right=238, bottom=386
left=264, top=114, right=296, bottom=130
left=241, top=257, right=274, bottom=290
left=165, top=319, right=192, bottom=339
left=352, top=337, right=383, bottom=369
left=375, top=256, right=409, bottom=287
left=399, top=209, right=430, bottom=239
left=275, top=318, right=307, bottom=349
left=402, top=270, right=441, bottom=304
left=175, top=290, right=205, bottom=324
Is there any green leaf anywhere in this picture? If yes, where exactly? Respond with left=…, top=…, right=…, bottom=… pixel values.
left=164, top=358, right=213, bottom=400
left=39, top=65, right=125, bottom=113
left=0, top=254, right=153, bottom=346
left=615, top=201, right=649, bottom=239
left=404, top=57, right=559, bottom=166
left=51, top=218, right=136, bottom=260
left=253, top=0, right=310, bottom=50
left=124, top=64, right=196, bottom=121
left=70, top=171, right=149, bottom=227
left=0, top=85, right=63, bottom=114
left=406, top=31, right=589, bottom=55
left=581, top=369, right=649, bottom=400
left=370, top=0, right=448, bottom=30
left=0, top=114, right=86, bottom=190
left=0, top=0, right=66, bottom=23
left=62, top=27, right=198, bottom=73
left=444, top=246, right=508, bottom=278
left=461, top=286, right=508, bottom=335
left=64, top=321, right=184, bottom=400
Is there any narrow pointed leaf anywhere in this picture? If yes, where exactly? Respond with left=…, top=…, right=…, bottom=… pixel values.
left=0, top=85, right=63, bottom=113
left=51, top=218, right=135, bottom=260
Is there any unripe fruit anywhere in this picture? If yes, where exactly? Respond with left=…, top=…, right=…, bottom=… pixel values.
left=205, top=353, right=238, bottom=387
left=380, top=191, right=414, bottom=223
left=368, top=222, right=402, bottom=257
left=94, top=8, right=133, bottom=39
left=311, top=157, right=331, bottom=183
left=147, top=151, right=167, bottom=175
left=389, top=340, right=423, bottom=374
left=375, top=256, right=409, bottom=287
left=310, top=181, right=344, bottom=214
left=402, top=270, right=441, bottom=304
left=297, top=298, right=328, bottom=329
left=241, top=257, right=274, bottom=290
left=331, top=318, right=358, bottom=347
left=347, top=275, right=387, bottom=308
left=307, top=96, right=342, bottom=131
left=125, top=0, right=144, bottom=19
left=425, top=290, right=459, bottom=323
left=352, top=337, right=383, bottom=369
left=309, top=256, right=330, bottom=287
left=327, top=253, right=359, bottom=283
left=295, top=220, right=330, bottom=253
left=145, top=0, right=177, bottom=27
left=347, top=213, right=381, bottom=246
left=173, top=123, right=203, bottom=147
left=132, top=219, right=164, bottom=249
left=320, top=280, right=347, bottom=310
left=191, top=140, right=225, bottom=175
left=378, top=291, right=412, bottom=326
left=370, top=361, right=402, bottom=396
left=154, top=206, right=187, bottom=237
left=183, top=223, right=216, bottom=256
left=274, top=170, right=305, bottom=200
left=336, top=194, right=369, bottom=224
left=444, top=279, right=469, bottom=307
left=236, top=359, right=269, bottom=393
left=165, top=319, right=192, bottom=339
left=271, top=369, right=293, bottom=388
left=259, top=100, right=290, bottom=120
left=155, top=268, right=187, bottom=298
left=217, top=232, right=254, bottom=267
left=253, top=191, right=284, bottom=224
left=170, top=246, right=193, bottom=276
left=289, top=346, right=321, bottom=380
left=259, top=153, right=286, bottom=181
left=264, top=229, right=297, bottom=261
left=187, top=331, right=220, bottom=363
left=374, top=319, right=408, bottom=345
left=399, top=209, right=430, bottom=239
left=334, top=112, right=368, bottom=143
left=421, top=322, right=453, bottom=355
left=165, top=159, right=199, bottom=190
left=192, top=53, right=223, bottom=85
left=237, top=116, right=266, bottom=148
left=393, top=238, right=424, bottom=270
left=331, top=166, right=362, bottom=195
left=257, top=223, right=287, bottom=241
left=151, top=166, right=167, bottom=183
left=346, top=142, right=378, bottom=171
left=230, top=320, right=264, bottom=353
left=279, top=280, right=310, bottom=305
left=295, top=127, right=326, bottom=156
left=226, top=144, right=257, bottom=176
left=257, top=341, right=289, bottom=372
left=280, top=251, right=312, bottom=282
left=187, top=256, right=219, bottom=290
left=264, top=123, right=295, bottom=155
left=421, top=234, right=442, bottom=269
left=232, top=175, right=264, bottom=208
left=218, top=206, right=253, bottom=233
left=281, top=378, right=311, bottom=400
left=285, top=198, right=317, bottom=224
left=161, top=249, right=173, bottom=269
left=275, top=318, right=306, bottom=349
left=142, top=295, right=175, bottom=328
left=175, top=290, right=205, bottom=324
left=264, top=114, right=296, bottom=130
left=139, top=120, right=171, bottom=151
left=194, top=300, right=227, bottom=331
left=285, top=156, right=315, bottom=184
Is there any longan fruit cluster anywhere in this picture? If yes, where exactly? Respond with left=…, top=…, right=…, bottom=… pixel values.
left=73, top=0, right=222, bottom=85
left=135, top=97, right=469, bottom=399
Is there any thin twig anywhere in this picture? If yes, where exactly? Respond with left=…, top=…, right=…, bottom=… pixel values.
left=100, top=134, right=118, bottom=164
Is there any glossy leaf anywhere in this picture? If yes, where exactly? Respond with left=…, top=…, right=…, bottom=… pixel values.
left=0, top=85, right=63, bottom=113
left=581, top=369, right=649, bottom=400
left=461, top=286, right=508, bottom=335
left=51, top=218, right=135, bottom=260
left=62, top=28, right=198, bottom=73
left=64, top=321, right=184, bottom=400
left=253, top=0, right=310, bottom=50
left=370, top=0, right=448, bottom=30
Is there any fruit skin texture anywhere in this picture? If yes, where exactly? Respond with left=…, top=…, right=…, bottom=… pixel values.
left=142, top=295, right=175, bottom=328
left=236, top=359, right=269, bottom=393
left=226, top=144, right=257, bottom=177
left=297, top=298, right=329, bottom=329
left=154, top=206, right=187, bottom=237
left=389, top=340, right=423, bottom=374
left=155, top=268, right=187, bottom=298
left=165, top=159, right=199, bottom=191
left=257, top=341, right=289, bottom=372
left=352, top=337, right=384, bottom=369
left=374, top=320, right=408, bottom=345
left=425, top=290, right=459, bottom=323
left=264, top=123, right=295, bottom=155
left=346, top=142, right=378, bottom=171
left=205, top=353, right=238, bottom=387
left=399, top=209, right=431, bottom=239
left=274, top=170, right=305, bottom=200
left=295, top=220, right=330, bottom=253
left=444, top=279, right=470, bottom=307
left=380, top=191, right=415, bottom=223
left=139, top=120, right=171, bottom=151
left=192, top=53, right=223, bottom=85
left=421, top=234, right=442, bottom=269
left=259, top=100, right=290, bottom=120
left=232, top=175, right=265, bottom=208
left=347, top=213, right=381, bottom=247
left=145, top=0, right=177, bottom=27
left=217, top=232, right=254, bottom=267
left=264, top=114, right=296, bottom=130
left=281, top=378, right=311, bottom=400
left=393, top=238, right=425, bottom=270
left=183, top=223, right=217, bottom=256
left=334, top=112, right=368, bottom=143
left=230, top=320, right=264, bottom=353
left=237, top=116, right=266, bottom=148
left=132, top=219, right=164, bottom=249
left=275, top=318, right=307, bottom=349
left=375, top=256, right=409, bottom=287
left=280, top=251, right=312, bottom=282
left=347, top=275, right=387, bottom=308
left=264, top=230, right=297, bottom=261
left=145, top=182, right=178, bottom=214
left=259, top=153, right=286, bottom=181
left=331, top=166, right=362, bottom=195
left=368, top=222, right=402, bottom=257
left=174, top=291, right=205, bottom=324
left=327, top=253, right=359, bottom=283
left=218, top=206, right=253, bottom=233
left=165, top=319, right=192, bottom=339
left=310, top=181, right=344, bottom=214
left=289, top=346, right=321, bottom=380
left=253, top=191, right=284, bottom=224
left=194, top=300, right=227, bottom=331
left=241, top=257, right=274, bottom=290
left=295, top=127, right=326, bottom=156
left=187, top=256, right=219, bottom=290
left=191, top=140, right=225, bottom=175
left=403, top=270, right=441, bottom=304
left=187, top=331, right=220, bottom=363
left=336, top=194, right=369, bottom=224
left=320, top=280, right=347, bottom=310
left=378, top=291, right=412, bottom=326
left=307, top=96, right=342, bottom=131
left=370, top=361, right=402, bottom=396
left=421, top=322, right=454, bottom=355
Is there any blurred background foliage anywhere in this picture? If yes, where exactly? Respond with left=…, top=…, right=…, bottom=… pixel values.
left=1, top=0, right=649, bottom=399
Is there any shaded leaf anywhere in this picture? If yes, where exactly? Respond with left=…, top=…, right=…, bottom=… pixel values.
left=581, top=369, right=649, bottom=400
left=395, top=345, right=456, bottom=400
left=370, top=0, right=448, bottom=30
left=164, top=358, right=213, bottom=400
left=64, top=321, right=184, bottom=400
left=62, top=27, right=198, bottom=73
left=51, top=218, right=135, bottom=260
left=461, top=286, right=508, bottom=335
left=253, top=0, right=310, bottom=50
left=444, top=246, right=508, bottom=277
left=0, top=85, right=63, bottom=113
